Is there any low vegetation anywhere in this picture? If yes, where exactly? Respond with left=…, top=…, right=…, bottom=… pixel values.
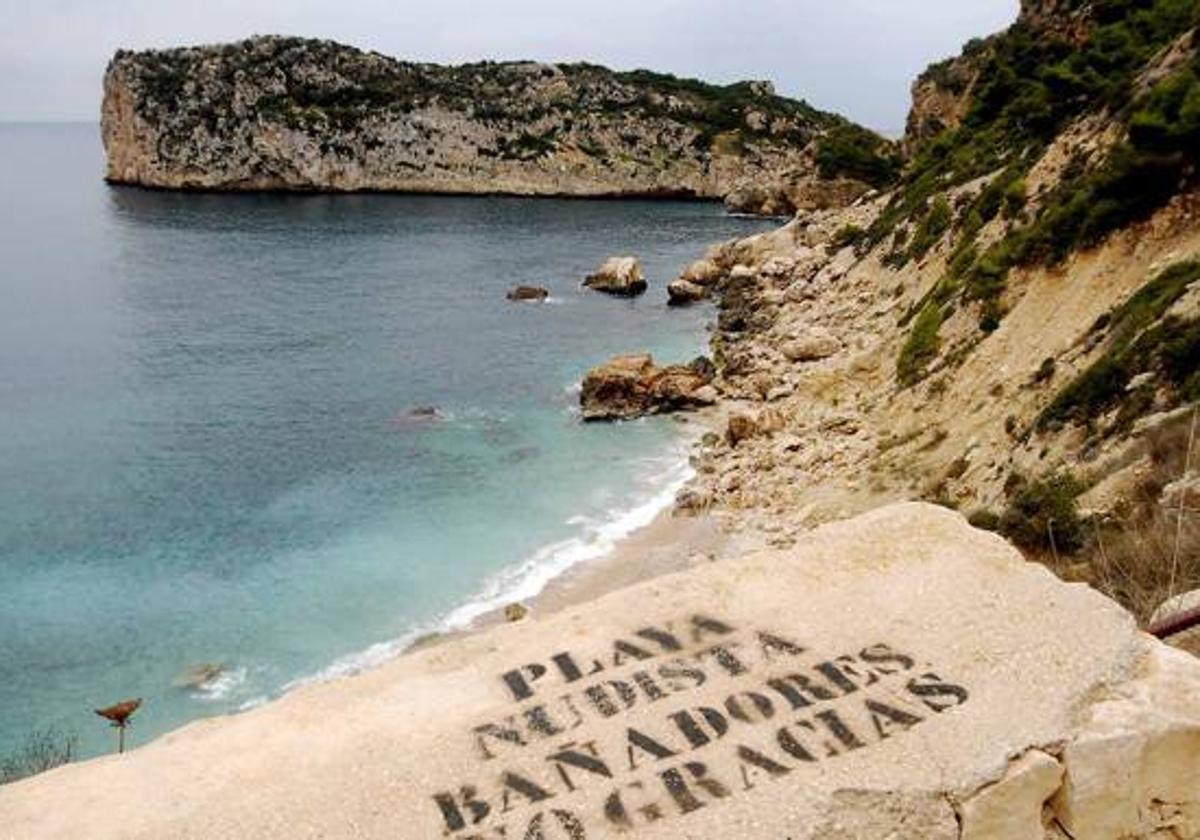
left=827, top=224, right=866, bottom=252
left=0, top=729, right=77, bottom=785
left=970, top=418, right=1199, bottom=627
left=896, top=303, right=945, bottom=386
left=998, top=473, right=1086, bottom=554
left=1040, top=261, right=1200, bottom=431
left=874, top=1, right=1198, bottom=338
left=814, top=122, right=901, bottom=188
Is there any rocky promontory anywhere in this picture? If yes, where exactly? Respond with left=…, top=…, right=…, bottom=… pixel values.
left=580, top=354, right=716, bottom=420
left=101, top=36, right=894, bottom=208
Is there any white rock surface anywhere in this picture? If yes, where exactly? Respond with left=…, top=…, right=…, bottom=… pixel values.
left=1, top=504, right=1198, bottom=839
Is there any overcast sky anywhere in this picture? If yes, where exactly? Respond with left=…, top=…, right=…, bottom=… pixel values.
left=1, top=1, right=1018, bottom=134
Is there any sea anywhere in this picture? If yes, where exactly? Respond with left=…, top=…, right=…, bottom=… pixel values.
left=0, top=122, right=777, bottom=759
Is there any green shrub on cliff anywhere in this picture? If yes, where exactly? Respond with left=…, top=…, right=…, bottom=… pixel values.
left=866, top=0, right=1199, bottom=262
left=1000, top=473, right=1085, bottom=554
left=906, top=196, right=953, bottom=262
left=496, top=130, right=559, bottom=160
left=897, top=303, right=945, bottom=386
left=815, top=123, right=901, bottom=188
left=828, top=224, right=866, bottom=252
left=1039, top=261, right=1200, bottom=431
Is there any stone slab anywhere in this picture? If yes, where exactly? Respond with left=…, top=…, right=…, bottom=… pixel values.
left=1, top=503, right=1197, bottom=839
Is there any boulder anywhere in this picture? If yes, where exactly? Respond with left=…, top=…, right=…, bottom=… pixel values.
left=582, top=257, right=647, bottom=297
left=724, top=183, right=795, bottom=217
left=506, top=285, right=549, bottom=302
left=718, top=270, right=775, bottom=335
left=726, top=413, right=761, bottom=446
left=679, top=258, right=724, bottom=287
left=580, top=354, right=716, bottom=421
left=782, top=329, right=841, bottom=362
left=1161, top=473, right=1200, bottom=514
left=724, top=177, right=872, bottom=217
left=9, top=504, right=1200, bottom=840
left=667, top=278, right=708, bottom=306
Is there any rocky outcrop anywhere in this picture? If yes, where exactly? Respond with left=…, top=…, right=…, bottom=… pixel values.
left=666, top=257, right=727, bottom=305
left=904, top=50, right=986, bottom=154
left=580, top=353, right=716, bottom=420
left=903, top=0, right=1098, bottom=154
left=666, top=278, right=706, bottom=305
left=100, top=36, right=883, bottom=208
left=582, top=257, right=647, bottom=297
left=724, top=175, right=871, bottom=217
left=506, top=285, right=549, bottom=301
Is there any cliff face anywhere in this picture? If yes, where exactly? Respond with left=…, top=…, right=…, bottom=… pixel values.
left=101, top=36, right=889, bottom=209
left=903, top=0, right=1097, bottom=153
left=903, top=44, right=988, bottom=153
left=654, top=0, right=1200, bottom=637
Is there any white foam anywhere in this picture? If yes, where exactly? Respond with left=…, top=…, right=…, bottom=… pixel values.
left=190, top=666, right=248, bottom=702
left=444, top=437, right=695, bottom=629
left=283, top=433, right=698, bottom=691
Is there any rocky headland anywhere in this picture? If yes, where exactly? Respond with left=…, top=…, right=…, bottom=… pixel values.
left=101, top=36, right=896, bottom=213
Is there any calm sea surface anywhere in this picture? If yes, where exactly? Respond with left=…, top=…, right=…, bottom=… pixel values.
left=0, top=123, right=776, bottom=758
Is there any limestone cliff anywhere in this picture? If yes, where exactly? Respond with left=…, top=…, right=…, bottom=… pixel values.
left=101, top=36, right=891, bottom=210
left=904, top=0, right=1099, bottom=154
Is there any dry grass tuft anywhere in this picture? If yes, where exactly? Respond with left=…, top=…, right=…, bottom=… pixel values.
left=1039, top=410, right=1200, bottom=626
left=0, top=729, right=76, bottom=786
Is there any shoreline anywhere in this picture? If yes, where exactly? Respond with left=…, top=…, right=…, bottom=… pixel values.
left=104, top=178, right=724, bottom=204
left=243, top=335, right=746, bottom=722
left=363, top=411, right=751, bottom=663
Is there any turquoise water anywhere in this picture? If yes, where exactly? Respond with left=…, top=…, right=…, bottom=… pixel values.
left=0, top=123, right=776, bottom=759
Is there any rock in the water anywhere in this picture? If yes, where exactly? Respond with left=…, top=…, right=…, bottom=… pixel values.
left=582, top=257, right=647, bottom=297
left=580, top=353, right=715, bottom=420
left=667, top=278, right=708, bottom=306
left=8, top=504, right=1200, bottom=839
left=171, top=663, right=224, bottom=690
left=678, top=258, right=724, bottom=287
left=506, top=286, right=549, bottom=302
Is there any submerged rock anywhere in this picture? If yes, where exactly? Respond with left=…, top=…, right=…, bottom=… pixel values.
left=506, top=285, right=549, bottom=302
left=171, top=663, right=225, bottom=690
left=580, top=353, right=716, bottom=420
left=389, top=405, right=444, bottom=429
left=582, top=257, right=647, bottom=297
